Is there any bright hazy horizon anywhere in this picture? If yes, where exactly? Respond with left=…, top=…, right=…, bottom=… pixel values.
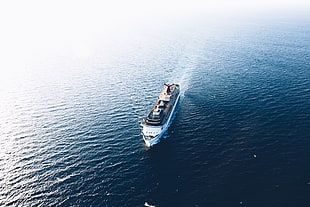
left=0, top=0, right=309, bottom=81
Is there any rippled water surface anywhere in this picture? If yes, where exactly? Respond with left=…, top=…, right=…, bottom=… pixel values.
left=0, top=11, right=310, bottom=206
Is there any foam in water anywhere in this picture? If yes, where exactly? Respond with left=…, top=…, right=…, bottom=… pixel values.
left=168, top=43, right=203, bottom=97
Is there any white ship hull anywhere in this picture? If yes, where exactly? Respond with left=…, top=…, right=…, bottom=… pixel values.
left=141, top=92, right=180, bottom=147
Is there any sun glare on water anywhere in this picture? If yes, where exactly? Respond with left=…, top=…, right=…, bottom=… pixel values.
left=0, top=0, right=309, bottom=92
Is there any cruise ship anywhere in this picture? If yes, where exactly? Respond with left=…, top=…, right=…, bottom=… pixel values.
left=141, top=83, right=180, bottom=147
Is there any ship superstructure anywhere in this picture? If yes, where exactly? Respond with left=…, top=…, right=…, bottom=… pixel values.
left=141, top=83, right=180, bottom=147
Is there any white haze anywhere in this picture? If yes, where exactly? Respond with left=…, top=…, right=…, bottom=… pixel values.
left=0, top=0, right=309, bottom=84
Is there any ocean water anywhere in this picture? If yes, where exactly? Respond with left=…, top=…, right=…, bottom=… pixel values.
left=0, top=10, right=310, bottom=207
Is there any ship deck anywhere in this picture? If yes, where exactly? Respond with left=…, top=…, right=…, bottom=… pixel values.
left=143, top=84, right=180, bottom=126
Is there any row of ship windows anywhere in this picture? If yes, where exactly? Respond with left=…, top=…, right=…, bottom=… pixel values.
left=148, top=132, right=158, bottom=135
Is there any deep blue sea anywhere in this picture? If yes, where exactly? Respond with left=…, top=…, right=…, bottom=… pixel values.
left=0, top=9, right=309, bottom=207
